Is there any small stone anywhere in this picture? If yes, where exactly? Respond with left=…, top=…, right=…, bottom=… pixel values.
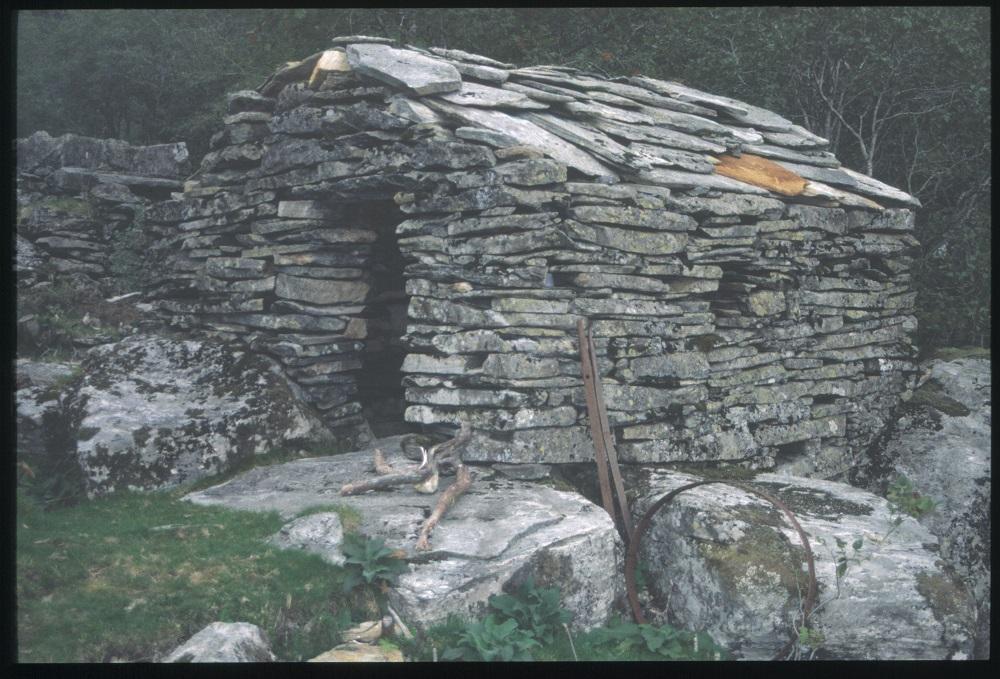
left=630, top=352, right=710, bottom=380
left=275, top=274, right=370, bottom=305
left=161, top=622, right=276, bottom=662
left=482, top=354, right=559, bottom=379
left=270, top=512, right=345, bottom=566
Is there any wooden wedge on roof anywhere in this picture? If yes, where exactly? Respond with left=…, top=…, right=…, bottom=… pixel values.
left=308, top=49, right=351, bottom=89
left=713, top=153, right=808, bottom=196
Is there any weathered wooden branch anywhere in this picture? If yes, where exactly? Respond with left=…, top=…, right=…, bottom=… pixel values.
left=340, top=466, right=435, bottom=495
left=339, top=423, right=472, bottom=496
left=427, top=421, right=472, bottom=463
left=373, top=448, right=394, bottom=475
left=415, top=464, right=472, bottom=551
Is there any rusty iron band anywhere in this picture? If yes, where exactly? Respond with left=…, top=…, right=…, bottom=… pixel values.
left=624, top=480, right=818, bottom=661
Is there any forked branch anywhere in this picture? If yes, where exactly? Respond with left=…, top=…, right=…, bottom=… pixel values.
left=415, top=464, right=473, bottom=551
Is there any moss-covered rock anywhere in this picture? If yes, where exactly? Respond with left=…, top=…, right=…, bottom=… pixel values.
left=62, top=334, right=335, bottom=497
left=631, top=469, right=975, bottom=659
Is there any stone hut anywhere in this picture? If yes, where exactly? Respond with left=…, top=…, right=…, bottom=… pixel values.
left=149, top=38, right=921, bottom=477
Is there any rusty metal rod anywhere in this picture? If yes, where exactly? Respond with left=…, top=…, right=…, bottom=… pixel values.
left=584, top=321, right=633, bottom=540
left=577, top=319, right=617, bottom=525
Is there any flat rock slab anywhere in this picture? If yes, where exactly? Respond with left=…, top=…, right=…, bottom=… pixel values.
left=346, top=43, right=461, bottom=96
left=185, top=435, right=622, bottom=632
left=632, top=470, right=975, bottom=660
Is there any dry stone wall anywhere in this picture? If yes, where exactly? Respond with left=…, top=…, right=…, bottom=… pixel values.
left=16, top=131, right=190, bottom=295
left=149, top=40, right=921, bottom=474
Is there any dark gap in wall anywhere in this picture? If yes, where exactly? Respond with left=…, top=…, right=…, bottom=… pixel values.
left=354, top=200, right=413, bottom=437
left=774, top=440, right=808, bottom=466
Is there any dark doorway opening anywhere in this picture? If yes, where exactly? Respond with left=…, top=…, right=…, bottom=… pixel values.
left=354, top=201, right=412, bottom=437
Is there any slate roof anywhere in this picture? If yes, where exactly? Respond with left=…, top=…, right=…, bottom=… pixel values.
left=257, top=37, right=919, bottom=210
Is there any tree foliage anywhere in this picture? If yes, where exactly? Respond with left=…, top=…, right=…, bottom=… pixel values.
left=15, top=8, right=990, bottom=351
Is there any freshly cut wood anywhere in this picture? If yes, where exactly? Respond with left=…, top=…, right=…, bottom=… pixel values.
left=308, top=50, right=351, bottom=89
left=713, top=153, right=808, bottom=196
left=258, top=52, right=325, bottom=97
left=415, top=464, right=473, bottom=551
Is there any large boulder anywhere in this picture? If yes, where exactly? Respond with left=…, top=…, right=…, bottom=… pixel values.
left=62, top=334, right=334, bottom=496
left=160, top=622, right=275, bottom=662
left=15, top=359, right=80, bottom=464
left=854, top=355, right=991, bottom=657
left=631, top=469, right=975, bottom=660
left=185, top=435, right=622, bottom=633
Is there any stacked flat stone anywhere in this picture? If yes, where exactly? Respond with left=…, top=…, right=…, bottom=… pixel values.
left=15, top=131, right=189, bottom=294
left=150, top=40, right=921, bottom=475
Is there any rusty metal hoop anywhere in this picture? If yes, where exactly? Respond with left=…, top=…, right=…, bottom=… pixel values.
left=624, top=480, right=819, bottom=661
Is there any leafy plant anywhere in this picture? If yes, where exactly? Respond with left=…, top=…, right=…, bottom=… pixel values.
left=487, top=577, right=570, bottom=644
left=833, top=535, right=864, bottom=580
left=881, top=475, right=937, bottom=543
left=340, top=533, right=408, bottom=593
left=886, top=475, right=937, bottom=520
left=441, top=615, right=540, bottom=661
left=797, top=625, right=825, bottom=650
left=584, top=616, right=729, bottom=660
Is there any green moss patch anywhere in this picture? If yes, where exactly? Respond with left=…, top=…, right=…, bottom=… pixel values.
left=698, top=521, right=811, bottom=602
left=751, top=481, right=874, bottom=520
left=907, top=379, right=971, bottom=417
left=915, top=570, right=968, bottom=623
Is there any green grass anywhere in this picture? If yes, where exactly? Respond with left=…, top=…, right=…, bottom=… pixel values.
left=18, top=449, right=728, bottom=663
left=16, top=487, right=379, bottom=662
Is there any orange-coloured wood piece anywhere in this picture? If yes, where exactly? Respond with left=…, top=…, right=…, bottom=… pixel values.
left=713, top=153, right=808, bottom=196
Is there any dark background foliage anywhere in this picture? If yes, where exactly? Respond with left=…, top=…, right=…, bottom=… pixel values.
left=15, top=8, right=990, bottom=353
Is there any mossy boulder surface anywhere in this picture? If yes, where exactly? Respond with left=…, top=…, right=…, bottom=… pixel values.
left=62, top=334, right=333, bottom=497
left=856, top=355, right=991, bottom=657
left=632, top=469, right=975, bottom=659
